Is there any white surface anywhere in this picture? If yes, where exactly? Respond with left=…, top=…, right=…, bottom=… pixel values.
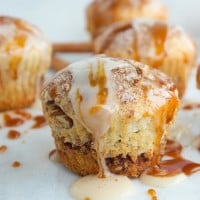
left=0, top=90, right=199, bottom=200
left=0, top=108, right=200, bottom=200
left=0, top=1, right=200, bottom=200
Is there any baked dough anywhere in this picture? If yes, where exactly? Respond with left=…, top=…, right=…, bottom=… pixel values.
left=86, top=0, right=168, bottom=38
left=0, top=16, right=52, bottom=111
left=94, top=19, right=197, bottom=98
left=41, top=55, right=179, bottom=177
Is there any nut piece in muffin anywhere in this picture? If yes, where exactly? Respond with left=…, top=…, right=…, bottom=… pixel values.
left=0, top=16, right=52, bottom=111
left=86, top=0, right=168, bottom=38
left=41, top=55, right=179, bottom=178
left=94, top=19, right=197, bottom=98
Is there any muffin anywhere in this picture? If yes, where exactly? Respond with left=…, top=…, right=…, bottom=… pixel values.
left=41, top=55, right=179, bottom=178
left=94, top=19, right=197, bottom=98
left=0, top=16, right=52, bottom=111
left=86, top=0, right=168, bottom=38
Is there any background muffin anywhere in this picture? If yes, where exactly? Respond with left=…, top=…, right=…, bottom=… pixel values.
left=86, top=0, right=168, bottom=38
left=0, top=16, right=52, bottom=111
left=94, top=19, right=197, bottom=98
left=41, top=55, right=179, bottom=178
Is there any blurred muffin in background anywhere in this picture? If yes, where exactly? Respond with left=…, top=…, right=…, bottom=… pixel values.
left=86, top=0, right=168, bottom=38
left=0, top=16, right=52, bottom=111
left=94, top=19, right=197, bottom=98
left=41, top=55, right=179, bottom=178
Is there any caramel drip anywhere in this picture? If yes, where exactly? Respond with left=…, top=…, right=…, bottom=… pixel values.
left=75, top=88, right=87, bottom=129
left=12, top=161, right=21, bottom=168
left=4, top=113, right=24, bottom=127
left=152, top=105, right=167, bottom=165
left=151, top=23, right=168, bottom=68
left=76, top=88, right=83, bottom=103
left=182, top=103, right=200, bottom=110
left=7, top=130, right=21, bottom=140
left=9, top=55, right=22, bottom=79
left=147, top=157, right=200, bottom=177
left=5, top=34, right=27, bottom=52
left=132, top=28, right=140, bottom=61
left=89, top=61, right=108, bottom=114
left=98, top=22, right=133, bottom=53
left=13, top=18, right=32, bottom=33
left=146, top=139, right=200, bottom=177
left=15, top=110, right=32, bottom=119
left=147, top=189, right=158, bottom=200
left=32, top=115, right=46, bottom=129
left=0, top=145, right=7, bottom=153
left=14, top=34, right=27, bottom=47
left=165, top=139, right=182, bottom=158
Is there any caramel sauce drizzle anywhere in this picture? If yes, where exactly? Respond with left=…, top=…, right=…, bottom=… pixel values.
left=146, top=139, right=200, bottom=177
left=32, top=115, right=46, bottom=129
left=182, top=103, right=200, bottom=110
left=147, top=189, right=158, bottom=200
left=4, top=113, right=24, bottom=127
left=7, top=130, right=21, bottom=140
left=12, top=161, right=21, bottom=168
left=151, top=23, right=168, bottom=68
left=88, top=61, right=108, bottom=114
left=0, top=145, right=7, bottom=153
left=9, top=55, right=22, bottom=79
left=3, top=110, right=46, bottom=130
left=5, top=34, right=27, bottom=52
left=132, top=28, right=140, bottom=61
left=98, top=23, right=133, bottom=53
left=3, top=110, right=32, bottom=127
left=76, top=88, right=83, bottom=103
left=165, top=139, right=182, bottom=158
left=13, top=18, right=33, bottom=33
left=14, top=110, right=32, bottom=119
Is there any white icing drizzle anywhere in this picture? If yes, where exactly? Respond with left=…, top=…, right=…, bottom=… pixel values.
left=140, top=172, right=187, bottom=188
left=68, top=56, right=142, bottom=176
left=70, top=175, right=134, bottom=200
left=68, top=56, right=138, bottom=139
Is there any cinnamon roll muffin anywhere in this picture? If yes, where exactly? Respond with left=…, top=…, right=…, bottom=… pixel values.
left=41, top=55, right=179, bottom=178
left=94, top=19, right=197, bottom=98
left=0, top=16, right=52, bottom=111
left=86, top=0, right=168, bottom=38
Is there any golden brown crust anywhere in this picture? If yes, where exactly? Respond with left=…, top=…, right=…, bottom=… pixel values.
left=94, top=20, right=197, bottom=98
left=0, top=16, right=52, bottom=111
left=0, top=80, right=37, bottom=111
left=55, top=136, right=154, bottom=177
left=86, top=0, right=168, bottom=38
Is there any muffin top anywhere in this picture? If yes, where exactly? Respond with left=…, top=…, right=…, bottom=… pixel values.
left=86, top=0, right=167, bottom=37
left=0, top=16, right=51, bottom=70
left=41, top=55, right=179, bottom=139
left=94, top=19, right=196, bottom=68
left=0, top=16, right=50, bottom=51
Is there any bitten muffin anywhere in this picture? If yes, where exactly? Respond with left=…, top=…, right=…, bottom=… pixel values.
left=94, top=19, right=197, bottom=98
left=0, top=16, right=52, bottom=111
left=86, top=0, right=168, bottom=38
left=41, top=55, right=179, bottom=178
